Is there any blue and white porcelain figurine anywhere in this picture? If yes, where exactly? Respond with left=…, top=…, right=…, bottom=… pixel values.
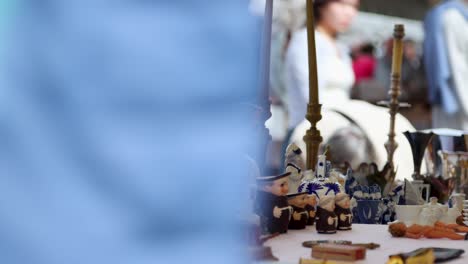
left=298, top=154, right=342, bottom=199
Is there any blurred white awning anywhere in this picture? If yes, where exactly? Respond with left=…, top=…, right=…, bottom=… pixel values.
left=340, top=11, right=424, bottom=46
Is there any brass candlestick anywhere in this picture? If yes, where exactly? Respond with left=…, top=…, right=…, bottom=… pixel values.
left=378, top=25, right=410, bottom=190
left=304, top=0, right=322, bottom=170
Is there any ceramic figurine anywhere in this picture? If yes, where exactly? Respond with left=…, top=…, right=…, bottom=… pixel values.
left=416, top=197, right=446, bottom=227
left=380, top=198, right=396, bottom=224
left=316, top=195, right=338, bottom=234
left=361, top=185, right=370, bottom=199
left=369, top=184, right=382, bottom=200
left=334, top=193, right=352, bottom=230
left=254, top=172, right=292, bottom=234
left=284, top=143, right=305, bottom=169
left=350, top=185, right=362, bottom=221
left=315, top=154, right=329, bottom=180
left=305, top=194, right=318, bottom=225
left=287, top=192, right=309, bottom=230
left=344, top=168, right=357, bottom=196
left=285, top=162, right=303, bottom=194
left=284, top=143, right=305, bottom=193
left=298, top=153, right=342, bottom=218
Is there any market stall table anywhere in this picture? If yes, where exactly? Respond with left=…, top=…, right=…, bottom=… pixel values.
left=262, top=224, right=468, bottom=263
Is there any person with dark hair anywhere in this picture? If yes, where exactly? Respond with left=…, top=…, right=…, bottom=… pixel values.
left=286, top=0, right=359, bottom=121
left=284, top=0, right=418, bottom=179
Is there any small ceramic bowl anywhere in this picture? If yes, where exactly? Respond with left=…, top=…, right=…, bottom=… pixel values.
left=395, top=205, right=424, bottom=226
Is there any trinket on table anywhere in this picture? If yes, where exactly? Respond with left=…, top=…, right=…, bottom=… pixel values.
left=316, top=195, right=338, bottom=234
left=254, top=172, right=292, bottom=234
left=334, top=193, right=352, bottom=230
left=287, top=192, right=309, bottom=230
left=311, top=244, right=366, bottom=261
left=305, top=194, right=317, bottom=226
left=284, top=143, right=305, bottom=193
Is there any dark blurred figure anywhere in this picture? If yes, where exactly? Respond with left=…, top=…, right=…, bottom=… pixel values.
left=401, top=39, right=428, bottom=104
left=400, top=39, right=431, bottom=129
left=0, top=1, right=260, bottom=264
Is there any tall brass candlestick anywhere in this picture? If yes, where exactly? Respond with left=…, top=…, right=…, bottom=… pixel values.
left=378, top=24, right=409, bottom=171
left=386, top=25, right=405, bottom=168
left=379, top=25, right=410, bottom=196
left=304, top=0, right=322, bottom=170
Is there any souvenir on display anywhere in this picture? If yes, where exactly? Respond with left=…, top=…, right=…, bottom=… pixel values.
left=347, top=183, right=383, bottom=224
left=305, top=194, right=317, bottom=226
left=388, top=221, right=468, bottom=240
left=380, top=197, right=397, bottom=224
left=387, top=247, right=465, bottom=264
left=387, top=248, right=435, bottom=264
left=403, top=131, right=434, bottom=180
left=334, top=193, right=352, bottom=230
left=302, top=240, right=380, bottom=250
left=287, top=192, right=309, bottom=230
left=254, top=172, right=292, bottom=234
left=298, top=154, right=342, bottom=199
left=284, top=143, right=305, bottom=193
left=403, top=179, right=425, bottom=205
left=315, top=195, right=338, bottom=234
left=311, top=244, right=367, bottom=261
left=344, top=168, right=357, bottom=196
left=415, top=197, right=445, bottom=226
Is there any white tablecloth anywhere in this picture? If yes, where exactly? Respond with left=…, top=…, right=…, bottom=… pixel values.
left=263, top=224, right=468, bottom=263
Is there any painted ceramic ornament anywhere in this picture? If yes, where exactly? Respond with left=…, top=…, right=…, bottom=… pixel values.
left=344, top=168, right=357, bottom=196
left=380, top=185, right=405, bottom=224
left=335, top=193, right=352, bottom=230
left=284, top=143, right=305, bottom=193
left=316, top=195, right=338, bottom=234
left=287, top=192, right=309, bottom=230
left=254, top=172, right=292, bottom=234
left=305, top=194, right=317, bottom=225
left=285, top=163, right=302, bottom=195
left=350, top=185, right=363, bottom=221
left=298, top=154, right=342, bottom=199
left=315, top=154, right=330, bottom=181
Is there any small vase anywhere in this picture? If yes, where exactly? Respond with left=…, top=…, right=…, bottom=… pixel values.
left=403, top=131, right=433, bottom=180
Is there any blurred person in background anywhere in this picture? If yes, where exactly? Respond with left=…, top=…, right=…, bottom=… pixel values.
left=284, top=0, right=418, bottom=180
left=401, top=39, right=427, bottom=104
left=352, top=42, right=376, bottom=85
left=424, top=0, right=468, bottom=130
left=0, top=1, right=260, bottom=263
left=350, top=42, right=388, bottom=104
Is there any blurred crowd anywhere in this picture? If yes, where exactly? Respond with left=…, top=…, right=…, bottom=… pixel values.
left=262, top=0, right=468, bottom=176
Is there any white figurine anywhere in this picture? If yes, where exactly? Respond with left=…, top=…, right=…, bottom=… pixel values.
left=284, top=143, right=305, bottom=193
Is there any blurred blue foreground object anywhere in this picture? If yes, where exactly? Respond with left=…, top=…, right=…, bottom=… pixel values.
left=0, top=1, right=260, bottom=263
